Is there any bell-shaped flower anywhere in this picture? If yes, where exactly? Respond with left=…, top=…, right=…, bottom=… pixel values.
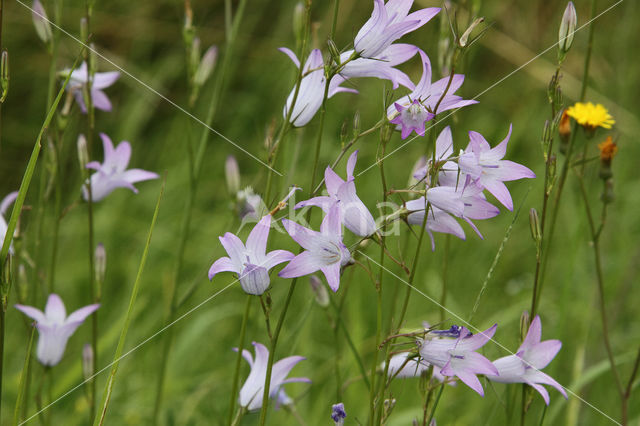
left=406, top=200, right=465, bottom=250
left=387, top=50, right=477, bottom=139
left=15, top=294, right=99, bottom=366
left=62, top=61, right=120, bottom=113
left=384, top=352, right=452, bottom=383
left=412, top=126, right=457, bottom=185
left=488, top=315, right=567, bottom=405
left=354, top=0, right=440, bottom=58
left=209, top=214, right=294, bottom=295
left=296, top=151, right=376, bottom=237
left=458, top=125, right=536, bottom=210
left=419, top=325, right=498, bottom=396
left=83, top=133, right=159, bottom=202
left=281, top=48, right=356, bottom=127
left=236, top=341, right=310, bottom=411
left=0, top=191, right=18, bottom=254
left=338, top=44, right=418, bottom=90
left=279, top=204, right=351, bottom=292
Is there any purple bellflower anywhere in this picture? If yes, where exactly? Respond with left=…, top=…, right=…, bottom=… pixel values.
left=419, top=324, right=499, bottom=396
left=385, top=352, right=452, bottom=384
left=0, top=191, right=18, bottom=254
left=63, top=61, right=120, bottom=113
left=83, top=133, right=159, bottom=202
left=209, top=214, right=294, bottom=295
left=331, top=403, right=347, bottom=425
left=354, top=0, right=440, bottom=58
left=489, top=315, right=567, bottom=405
left=236, top=342, right=310, bottom=411
left=279, top=204, right=351, bottom=292
left=338, top=44, right=418, bottom=90
left=15, top=294, right=99, bottom=366
left=281, top=48, right=356, bottom=127
left=388, top=50, right=477, bottom=139
left=296, top=151, right=376, bottom=237
left=458, top=125, right=536, bottom=210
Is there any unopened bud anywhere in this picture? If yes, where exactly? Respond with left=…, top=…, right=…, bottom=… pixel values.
left=194, top=45, right=218, bottom=87
left=77, top=134, right=89, bottom=171
left=529, top=208, right=541, bottom=244
left=82, top=344, right=94, bottom=381
left=0, top=50, right=8, bottom=103
left=541, top=120, right=552, bottom=155
left=309, top=275, right=329, bottom=308
left=353, top=111, right=361, bottom=136
left=459, top=17, right=484, bottom=47
left=327, top=39, right=341, bottom=65
left=80, top=17, right=88, bottom=43
left=558, top=2, right=577, bottom=60
left=598, top=136, right=617, bottom=180
left=225, top=156, right=240, bottom=195
left=558, top=110, right=571, bottom=148
left=94, top=243, right=106, bottom=285
left=293, top=2, right=305, bottom=45
left=520, top=311, right=530, bottom=342
left=601, top=179, right=615, bottom=204
left=32, top=0, right=52, bottom=44
left=190, top=37, right=201, bottom=77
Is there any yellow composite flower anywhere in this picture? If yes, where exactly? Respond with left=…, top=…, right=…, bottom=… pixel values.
left=566, top=102, right=615, bottom=130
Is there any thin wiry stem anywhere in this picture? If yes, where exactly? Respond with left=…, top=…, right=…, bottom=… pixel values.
left=227, top=296, right=252, bottom=425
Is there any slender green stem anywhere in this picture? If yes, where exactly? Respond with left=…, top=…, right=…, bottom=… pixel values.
left=426, top=384, right=444, bottom=426
left=14, top=325, right=35, bottom=425
left=228, top=296, right=252, bottom=425
left=329, top=298, right=370, bottom=389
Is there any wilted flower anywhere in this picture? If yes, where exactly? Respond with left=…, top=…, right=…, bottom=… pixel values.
left=83, top=133, right=159, bottom=202
left=62, top=62, right=120, bottom=113
left=598, top=136, right=617, bottom=180
left=32, top=0, right=52, bottom=43
left=566, top=102, right=615, bottom=130
left=489, top=315, right=567, bottom=405
left=280, top=204, right=351, bottom=292
left=15, top=294, right=100, bottom=366
left=331, top=402, right=347, bottom=425
left=236, top=342, right=310, bottom=411
left=296, top=151, right=376, bottom=237
left=558, top=109, right=571, bottom=143
left=419, top=325, right=498, bottom=396
left=0, top=191, right=18, bottom=254
left=387, top=50, right=477, bottom=139
left=237, top=187, right=268, bottom=224
left=209, top=215, right=294, bottom=295
left=354, top=0, right=440, bottom=58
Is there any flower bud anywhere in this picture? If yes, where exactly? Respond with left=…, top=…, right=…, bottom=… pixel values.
left=558, top=2, right=577, bottom=60
left=292, top=2, right=305, bottom=45
left=309, top=275, right=329, bottom=308
left=459, top=17, right=484, bottom=47
left=353, top=111, right=361, bottom=137
left=82, top=344, right=94, bottom=381
left=77, top=134, right=89, bottom=171
left=520, top=311, right=530, bottom=342
left=225, top=156, right=240, bottom=195
left=94, top=243, right=106, bottom=285
left=598, top=136, right=617, bottom=180
left=190, top=36, right=201, bottom=78
left=0, top=50, right=8, bottom=103
left=327, top=39, right=341, bottom=66
left=32, top=0, right=52, bottom=44
left=80, top=17, right=88, bottom=43
left=529, top=208, right=541, bottom=245
left=558, top=109, right=571, bottom=150
left=194, top=45, right=218, bottom=87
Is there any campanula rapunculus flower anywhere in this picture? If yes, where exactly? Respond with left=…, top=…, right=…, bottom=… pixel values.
left=296, top=151, right=376, bottom=237
left=488, top=315, right=567, bottom=405
left=15, top=294, right=99, bottom=366
left=458, top=125, right=536, bottom=210
left=0, top=191, right=18, bottom=254
left=83, top=133, right=159, bottom=202
left=331, top=403, right=347, bottom=425
left=354, top=0, right=440, bottom=58
left=338, top=44, right=418, bottom=90
left=209, top=214, right=294, bottom=295
left=419, top=325, right=498, bottom=396
left=385, top=352, right=451, bottom=383
left=236, top=342, right=310, bottom=411
left=279, top=204, right=351, bottom=292
left=62, top=61, right=120, bottom=113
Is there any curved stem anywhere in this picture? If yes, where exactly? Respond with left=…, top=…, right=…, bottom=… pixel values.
left=228, top=296, right=252, bottom=425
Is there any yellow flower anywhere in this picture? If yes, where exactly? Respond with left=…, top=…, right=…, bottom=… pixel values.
left=566, top=102, right=615, bottom=130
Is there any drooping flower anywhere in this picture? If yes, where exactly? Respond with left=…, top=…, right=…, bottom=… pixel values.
left=354, top=0, right=440, bottom=58
left=281, top=48, right=356, bottom=127
left=384, top=352, right=452, bottom=384
left=331, top=403, right=347, bottom=426
left=419, top=324, right=499, bottom=396
left=296, top=151, right=376, bottom=237
left=387, top=50, right=477, bottom=139
left=236, top=342, right=310, bottom=411
left=458, top=125, right=535, bottom=210
left=406, top=199, right=465, bottom=250
left=0, top=191, right=18, bottom=254
left=83, top=133, right=159, bottom=202
left=15, top=294, right=100, bottom=366
left=338, top=44, right=418, bottom=90
left=565, top=102, right=615, bottom=130
left=209, top=215, right=294, bottom=295
left=62, top=61, right=120, bottom=113
left=488, top=315, right=567, bottom=405
left=279, top=204, right=351, bottom=292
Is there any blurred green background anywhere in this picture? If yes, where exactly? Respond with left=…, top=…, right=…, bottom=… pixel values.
left=1, top=0, right=639, bottom=424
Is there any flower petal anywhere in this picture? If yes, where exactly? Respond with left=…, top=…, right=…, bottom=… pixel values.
left=66, top=304, right=100, bottom=325
left=15, top=305, right=47, bottom=324
left=278, top=251, right=324, bottom=279
left=320, top=262, right=342, bottom=292
left=208, top=256, right=238, bottom=279
left=44, top=294, right=66, bottom=324
left=246, top=215, right=271, bottom=260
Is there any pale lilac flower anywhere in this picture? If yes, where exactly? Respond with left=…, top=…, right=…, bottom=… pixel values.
left=331, top=403, right=347, bottom=425
left=83, top=133, right=159, bottom=202
left=384, top=353, right=451, bottom=383
left=237, top=187, right=268, bottom=224
left=279, top=205, right=351, bottom=292
left=209, top=215, right=294, bottom=295
left=63, top=61, right=120, bottom=113
left=489, top=315, right=567, bottom=405
left=273, top=388, right=294, bottom=410
left=0, top=191, right=18, bottom=254
left=412, top=126, right=458, bottom=185
left=354, top=0, right=440, bottom=58
left=387, top=50, right=477, bottom=139
left=236, top=342, right=310, bottom=411
left=32, top=0, right=52, bottom=43
left=15, top=294, right=99, bottom=366
left=419, top=325, right=499, bottom=396
left=296, top=151, right=376, bottom=237
left=338, top=44, right=418, bottom=90
left=281, top=48, right=356, bottom=127
left=458, top=125, right=536, bottom=210
left=406, top=199, right=465, bottom=250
